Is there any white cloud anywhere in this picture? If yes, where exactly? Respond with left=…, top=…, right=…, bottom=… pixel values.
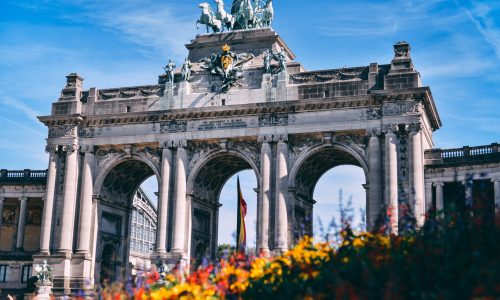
left=456, top=1, right=500, bottom=60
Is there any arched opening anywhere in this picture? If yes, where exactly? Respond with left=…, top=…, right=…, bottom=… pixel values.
left=95, top=158, right=159, bottom=282
left=218, top=171, right=257, bottom=252
left=313, top=166, right=366, bottom=241
left=188, top=151, right=258, bottom=261
left=291, top=145, right=368, bottom=242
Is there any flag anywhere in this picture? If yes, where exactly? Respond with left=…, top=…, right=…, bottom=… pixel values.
left=236, top=176, right=247, bottom=252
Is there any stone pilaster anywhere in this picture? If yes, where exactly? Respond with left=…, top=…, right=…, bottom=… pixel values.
left=76, top=146, right=95, bottom=255
left=492, top=178, right=500, bottom=213
left=0, top=197, right=4, bottom=231
left=275, top=134, right=288, bottom=252
left=40, top=145, right=58, bottom=254
left=433, top=182, right=444, bottom=212
left=408, top=123, right=425, bottom=226
left=16, top=197, right=28, bottom=249
left=367, top=128, right=383, bottom=229
left=257, top=135, right=271, bottom=255
left=383, top=124, right=399, bottom=234
left=171, top=140, right=188, bottom=254
left=156, top=144, right=173, bottom=255
left=58, top=141, right=79, bottom=253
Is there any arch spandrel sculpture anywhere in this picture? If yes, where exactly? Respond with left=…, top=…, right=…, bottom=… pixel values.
left=35, top=14, right=441, bottom=295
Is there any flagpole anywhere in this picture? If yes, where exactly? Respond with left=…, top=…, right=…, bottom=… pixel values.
left=236, top=176, right=242, bottom=251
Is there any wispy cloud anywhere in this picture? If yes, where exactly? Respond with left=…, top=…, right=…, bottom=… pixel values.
left=57, top=1, right=198, bottom=60
left=455, top=1, right=500, bottom=60
left=0, top=115, right=45, bottom=137
left=1, top=97, right=43, bottom=123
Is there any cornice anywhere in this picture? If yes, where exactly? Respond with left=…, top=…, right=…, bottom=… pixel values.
left=38, top=95, right=379, bottom=127
left=371, top=87, right=442, bottom=131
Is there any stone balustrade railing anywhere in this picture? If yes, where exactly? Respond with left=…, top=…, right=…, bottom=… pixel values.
left=0, top=169, right=48, bottom=184
left=425, top=143, right=500, bottom=166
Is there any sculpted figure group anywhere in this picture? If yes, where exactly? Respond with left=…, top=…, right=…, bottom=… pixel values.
left=197, top=0, right=274, bottom=33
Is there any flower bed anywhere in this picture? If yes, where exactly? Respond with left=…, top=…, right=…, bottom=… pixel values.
left=98, top=210, right=499, bottom=300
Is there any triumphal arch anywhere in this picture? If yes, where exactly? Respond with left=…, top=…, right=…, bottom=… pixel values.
left=34, top=3, right=441, bottom=292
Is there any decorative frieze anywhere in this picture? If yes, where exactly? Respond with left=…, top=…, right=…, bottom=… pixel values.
left=48, top=125, right=75, bottom=138
left=366, top=107, right=382, bottom=120
left=152, top=120, right=188, bottom=133
left=259, top=113, right=288, bottom=126
left=98, top=87, right=162, bottom=100
left=383, top=100, right=420, bottom=116
left=78, top=127, right=96, bottom=138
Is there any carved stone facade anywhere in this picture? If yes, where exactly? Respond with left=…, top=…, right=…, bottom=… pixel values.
left=1, top=27, right=497, bottom=297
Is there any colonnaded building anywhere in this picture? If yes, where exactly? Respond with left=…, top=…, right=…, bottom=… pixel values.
left=0, top=17, right=499, bottom=297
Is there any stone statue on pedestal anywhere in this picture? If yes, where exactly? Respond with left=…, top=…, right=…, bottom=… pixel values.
left=163, top=59, right=176, bottom=83
left=34, top=260, right=53, bottom=283
left=181, top=58, right=193, bottom=81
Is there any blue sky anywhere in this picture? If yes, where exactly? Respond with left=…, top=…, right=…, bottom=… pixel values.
left=1, top=0, right=499, bottom=245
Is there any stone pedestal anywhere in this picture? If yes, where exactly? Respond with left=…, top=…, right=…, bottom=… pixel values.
left=36, top=282, right=53, bottom=300
left=276, top=71, right=288, bottom=102
left=177, top=81, right=191, bottom=109
left=162, top=82, right=175, bottom=110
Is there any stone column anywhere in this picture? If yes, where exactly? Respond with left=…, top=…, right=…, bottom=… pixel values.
left=257, top=137, right=271, bottom=255
left=367, top=129, right=382, bottom=229
left=434, top=182, right=444, bottom=212
left=384, top=125, right=399, bottom=234
left=58, top=142, right=79, bottom=253
left=171, top=141, right=188, bottom=253
left=16, top=197, right=28, bottom=249
left=425, top=181, right=433, bottom=213
left=0, top=197, right=4, bottom=230
left=275, top=135, right=288, bottom=252
left=409, top=123, right=425, bottom=226
left=492, top=178, right=500, bottom=213
left=40, top=146, right=58, bottom=254
left=76, top=146, right=94, bottom=255
left=463, top=179, right=473, bottom=207
left=156, top=146, right=172, bottom=254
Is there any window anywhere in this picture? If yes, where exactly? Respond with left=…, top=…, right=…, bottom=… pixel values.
left=21, top=265, right=32, bottom=283
left=0, top=265, right=7, bottom=282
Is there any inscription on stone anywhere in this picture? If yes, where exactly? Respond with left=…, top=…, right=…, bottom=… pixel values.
left=198, top=119, right=247, bottom=131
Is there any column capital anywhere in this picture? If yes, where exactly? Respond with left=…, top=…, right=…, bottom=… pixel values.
left=257, top=134, right=272, bottom=143
left=382, top=124, right=399, bottom=134
left=408, top=122, right=422, bottom=133
left=62, top=142, right=79, bottom=153
left=368, top=128, right=382, bottom=137
left=432, top=181, right=444, bottom=187
left=0, top=196, right=4, bottom=202
left=79, top=145, right=95, bottom=154
left=160, top=140, right=174, bottom=149
left=491, top=177, right=500, bottom=183
left=174, top=140, right=189, bottom=148
left=276, top=134, right=288, bottom=143
left=19, top=196, right=28, bottom=202
left=45, top=144, right=59, bottom=154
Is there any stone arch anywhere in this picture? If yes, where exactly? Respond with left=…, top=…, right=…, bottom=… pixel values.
left=187, top=148, right=260, bottom=198
left=289, top=143, right=369, bottom=196
left=288, top=143, right=369, bottom=238
left=93, top=155, right=161, bottom=284
left=186, top=148, right=260, bottom=259
left=94, top=154, right=161, bottom=196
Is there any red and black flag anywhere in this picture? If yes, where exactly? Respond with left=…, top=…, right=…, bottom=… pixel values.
left=236, top=176, right=247, bottom=252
